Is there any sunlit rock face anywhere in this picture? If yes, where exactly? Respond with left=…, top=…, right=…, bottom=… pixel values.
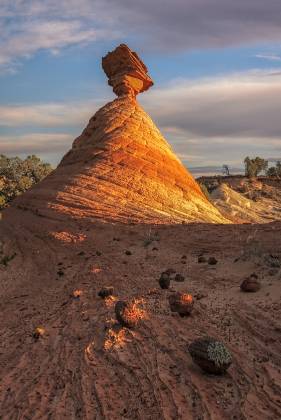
left=102, top=44, right=153, bottom=97
left=13, top=44, right=228, bottom=224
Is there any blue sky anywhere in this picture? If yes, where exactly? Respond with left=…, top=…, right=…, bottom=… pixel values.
left=1, top=0, right=281, bottom=174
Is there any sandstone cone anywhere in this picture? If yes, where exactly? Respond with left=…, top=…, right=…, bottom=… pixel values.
left=12, top=44, right=228, bottom=224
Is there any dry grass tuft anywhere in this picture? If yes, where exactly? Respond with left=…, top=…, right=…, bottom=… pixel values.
left=123, top=298, right=147, bottom=323
left=104, top=327, right=128, bottom=351
left=115, top=298, right=148, bottom=328
left=33, top=327, right=45, bottom=339
left=73, top=289, right=83, bottom=298
left=104, top=295, right=118, bottom=308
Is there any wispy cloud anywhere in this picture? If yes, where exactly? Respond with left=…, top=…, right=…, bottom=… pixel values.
left=0, top=1, right=120, bottom=73
left=3, top=0, right=281, bottom=72
left=0, top=132, right=72, bottom=154
left=1, top=69, right=281, bottom=166
left=0, top=101, right=103, bottom=127
left=141, top=69, right=281, bottom=139
left=255, top=53, right=281, bottom=61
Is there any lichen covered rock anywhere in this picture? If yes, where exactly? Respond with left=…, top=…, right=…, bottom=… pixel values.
left=188, top=337, right=232, bottom=374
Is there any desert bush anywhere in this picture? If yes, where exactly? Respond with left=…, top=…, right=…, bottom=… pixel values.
left=267, top=161, right=281, bottom=177
left=244, top=156, right=268, bottom=178
left=0, top=252, right=16, bottom=267
left=0, top=154, right=53, bottom=209
left=199, top=183, right=210, bottom=200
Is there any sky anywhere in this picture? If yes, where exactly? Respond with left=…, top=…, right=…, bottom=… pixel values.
left=1, top=0, right=281, bottom=175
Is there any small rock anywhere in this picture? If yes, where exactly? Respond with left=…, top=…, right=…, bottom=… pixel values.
left=96, top=251, right=102, bottom=256
left=57, top=269, right=64, bottom=276
left=164, top=268, right=176, bottom=275
left=198, top=256, right=207, bottom=263
left=188, top=337, right=232, bottom=374
left=159, top=273, right=170, bottom=289
left=194, top=292, right=206, bottom=300
left=268, top=268, right=279, bottom=276
left=98, top=286, right=114, bottom=299
left=168, top=292, right=194, bottom=316
left=208, top=257, right=218, bottom=265
left=125, top=250, right=132, bottom=255
left=250, top=272, right=258, bottom=279
left=174, top=273, right=185, bottom=282
left=240, top=277, right=261, bottom=292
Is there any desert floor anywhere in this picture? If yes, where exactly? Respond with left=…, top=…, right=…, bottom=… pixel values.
left=0, top=210, right=281, bottom=419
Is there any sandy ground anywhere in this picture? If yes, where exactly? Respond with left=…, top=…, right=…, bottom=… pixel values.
left=0, top=209, right=281, bottom=419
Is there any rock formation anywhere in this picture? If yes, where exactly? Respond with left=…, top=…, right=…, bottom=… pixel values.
left=11, top=44, right=228, bottom=224
left=102, top=44, right=153, bottom=97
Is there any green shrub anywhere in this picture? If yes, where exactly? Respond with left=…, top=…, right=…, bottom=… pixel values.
left=199, top=183, right=210, bottom=200
left=0, top=154, right=53, bottom=209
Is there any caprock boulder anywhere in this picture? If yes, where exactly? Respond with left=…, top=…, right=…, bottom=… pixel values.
left=12, top=44, right=228, bottom=224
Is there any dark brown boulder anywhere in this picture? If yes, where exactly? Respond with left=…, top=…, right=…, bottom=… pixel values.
left=168, top=292, right=194, bottom=316
left=159, top=272, right=171, bottom=289
left=208, top=257, right=218, bottom=265
left=188, top=337, right=232, bottom=374
left=240, top=277, right=261, bottom=292
left=98, top=287, right=114, bottom=299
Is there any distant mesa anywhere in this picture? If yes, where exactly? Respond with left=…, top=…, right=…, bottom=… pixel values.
left=10, top=44, right=228, bottom=224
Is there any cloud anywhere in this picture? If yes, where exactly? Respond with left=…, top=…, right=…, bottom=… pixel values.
left=0, top=19, right=104, bottom=71
left=0, top=101, right=103, bottom=127
left=1, top=69, right=281, bottom=166
left=0, top=1, right=119, bottom=72
left=255, top=54, right=281, bottom=61
left=140, top=69, right=281, bottom=165
left=109, top=0, right=281, bottom=50
left=3, top=0, right=281, bottom=72
left=0, top=132, right=72, bottom=155
left=141, top=69, right=281, bottom=139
